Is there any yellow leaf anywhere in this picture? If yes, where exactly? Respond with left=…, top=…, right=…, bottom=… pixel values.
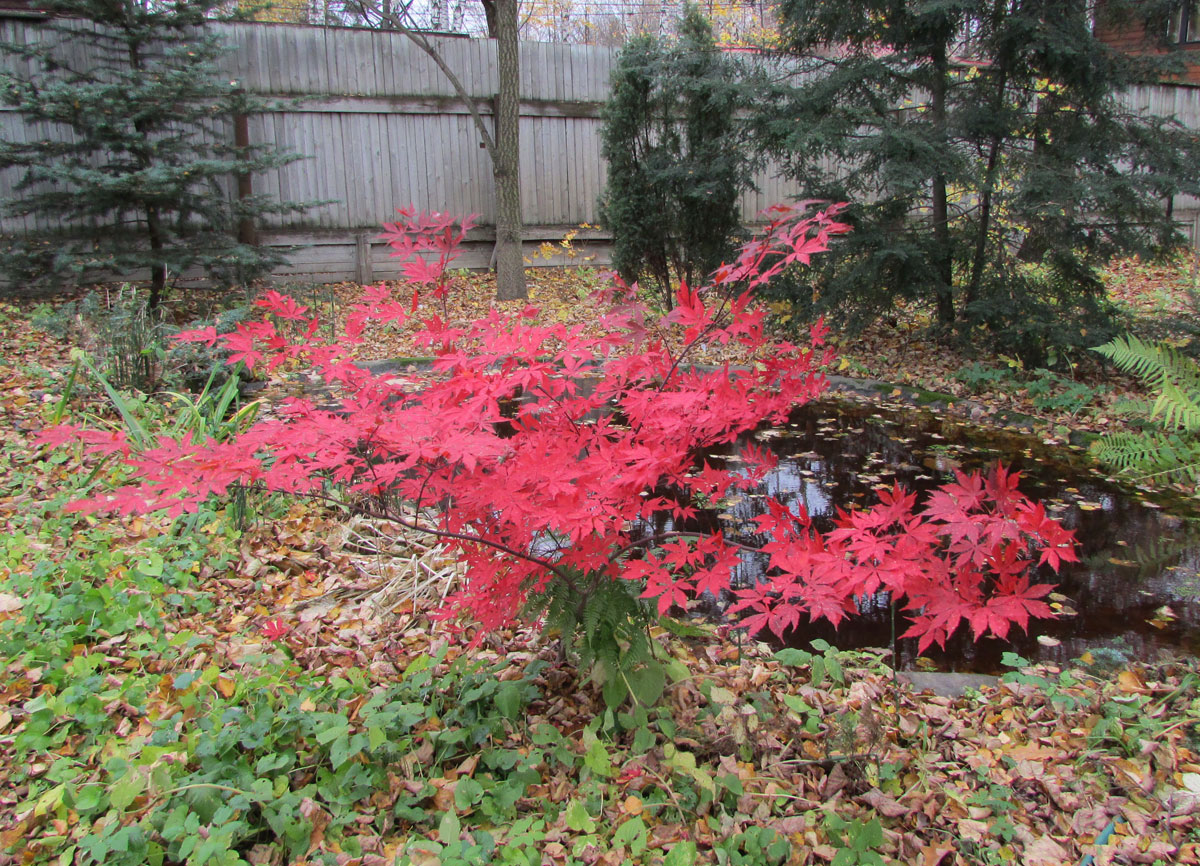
left=1117, top=670, right=1147, bottom=693
left=216, top=676, right=236, bottom=698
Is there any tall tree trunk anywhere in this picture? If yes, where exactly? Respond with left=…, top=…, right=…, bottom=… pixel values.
left=129, top=41, right=167, bottom=310
left=1017, top=98, right=1052, bottom=264
left=491, top=0, right=527, bottom=301
left=930, top=42, right=955, bottom=326
left=965, top=68, right=1009, bottom=310
left=145, top=205, right=167, bottom=311
left=348, top=0, right=525, bottom=301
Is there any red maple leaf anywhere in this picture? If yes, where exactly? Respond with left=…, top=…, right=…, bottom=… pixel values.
left=261, top=617, right=291, bottom=641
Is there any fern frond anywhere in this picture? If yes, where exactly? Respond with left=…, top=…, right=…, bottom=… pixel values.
left=1091, top=430, right=1167, bottom=469
left=1153, top=381, right=1200, bottom=433
left=1110, top=396, right=1154, bottom=418
left=1095, top=335, right=1200, bottom=396
left=1091, top=430, right=1200, bottom=482
left=1093, top=335, right=1200, bottom=482
left=583, top=587, right=608, bottom=639
left=1138, top=457, right=1200, bottom=483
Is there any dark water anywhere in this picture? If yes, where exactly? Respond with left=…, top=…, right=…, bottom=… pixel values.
left=690, top=398, right=1200, bottom=674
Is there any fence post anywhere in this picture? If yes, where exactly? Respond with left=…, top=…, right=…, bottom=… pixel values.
left=355, top=232, right=373, bottom=284
left=1191, top=214, right=1199, bottom=286
left=233, top=104, right=259, bottom=247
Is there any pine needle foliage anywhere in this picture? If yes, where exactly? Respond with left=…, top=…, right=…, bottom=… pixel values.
left=1092, top=334, right=1200, bottom=482
left=0, top=1, right=311, bottom=307
left=599, top=5, right=750, bottom=310
left=749, top=0, right=1200, bottom=364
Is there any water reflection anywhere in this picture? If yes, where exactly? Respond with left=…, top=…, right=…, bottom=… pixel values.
left=699, top=398, right=1200, bottom=673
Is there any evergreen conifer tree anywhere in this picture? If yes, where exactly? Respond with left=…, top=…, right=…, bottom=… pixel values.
left=0, top=0, right=306, bottom=307
left=750, top=0, right=1200, bottom=363
left=599, top=6, right=749, bottom=309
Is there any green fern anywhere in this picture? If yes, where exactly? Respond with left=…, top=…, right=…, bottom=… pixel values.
left=527, top=569, right=664, bottom=709
left=1092, top=335, right=1200, bottom=482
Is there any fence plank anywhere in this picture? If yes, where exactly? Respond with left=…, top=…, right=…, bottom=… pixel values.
left=5, top=17, right=1199, bottom=284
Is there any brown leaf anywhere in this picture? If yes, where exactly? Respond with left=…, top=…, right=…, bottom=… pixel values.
left=246, top=843, right=283, bottom=866
left=919, top=843, right=955, bottom=866
left=821, top=763, right=848, bottom=799
left=859, top=788, right=909, bottom=818
left=1024, top=836, right=1070, bottom=865
left=955, top=819, right=990, bottom=842
left=454, top=754, right=480, bottom=779
left=1040, top=777, right=1082, bottom=812
left=1111, top=836, right=1178, bottom=864
left=431, top=779, right=456, bottom=812
left=1118, top=670, right=1150, bottom=694
left=299, top=797, right=331, bottom=853
left=774, top=815, right=808, bottom=835
left=0, top=819, right=29, bottom=851
left=215, top=676, right=236, bottom=698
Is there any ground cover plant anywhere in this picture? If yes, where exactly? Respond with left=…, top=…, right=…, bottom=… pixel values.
left=1, top=210, right=1199, bottom=864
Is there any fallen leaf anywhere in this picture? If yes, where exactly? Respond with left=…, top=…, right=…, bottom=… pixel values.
left=299, top=797, right=330, bottom=853
left=216, top=676, right=236, bottom=698
left=1118, top=670, right=1149, bottom=694
left=920, top=843, right=955, bottom=866
left=1024, top=835, right=1070, bottom=865
left=859, top=788, right=909, bottom=818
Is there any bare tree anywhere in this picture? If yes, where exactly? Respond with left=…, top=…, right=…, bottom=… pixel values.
left=342, top=0, right=527, bottom=300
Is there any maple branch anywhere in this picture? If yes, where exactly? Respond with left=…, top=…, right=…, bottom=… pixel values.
left=234, top=482, right=580, bottom=591
left=522, top=381, right=588, bottom=436
left=608, top=530, right=763, bottom=565
left=357, top=424, right=391, bottom=514
left=410, top=457, right=445, bottom=526
left=620, top=303, right=735, bottom=442
left=366, top=509, right=574, bottom=589
left=655, top=313, right=731, bottom=398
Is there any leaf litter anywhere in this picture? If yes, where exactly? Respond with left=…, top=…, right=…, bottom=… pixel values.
left=1, top=263, right=1200, bottom=864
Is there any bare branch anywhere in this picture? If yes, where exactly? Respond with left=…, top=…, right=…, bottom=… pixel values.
left=343, top=0, right=497, bottom=157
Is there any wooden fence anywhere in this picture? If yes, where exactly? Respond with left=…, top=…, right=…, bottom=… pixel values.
left=2, top=17, right=1198, bottom=284
left=0, top=18, right=800, bottom=282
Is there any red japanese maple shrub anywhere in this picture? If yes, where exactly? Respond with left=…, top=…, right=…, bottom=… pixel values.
left=44, top=203, right=1075, bottom=663
left=728, top=465, right=1076, bottom=652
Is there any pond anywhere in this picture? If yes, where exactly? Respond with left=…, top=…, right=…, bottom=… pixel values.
left=690, top=396, right=1200, bottom=674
